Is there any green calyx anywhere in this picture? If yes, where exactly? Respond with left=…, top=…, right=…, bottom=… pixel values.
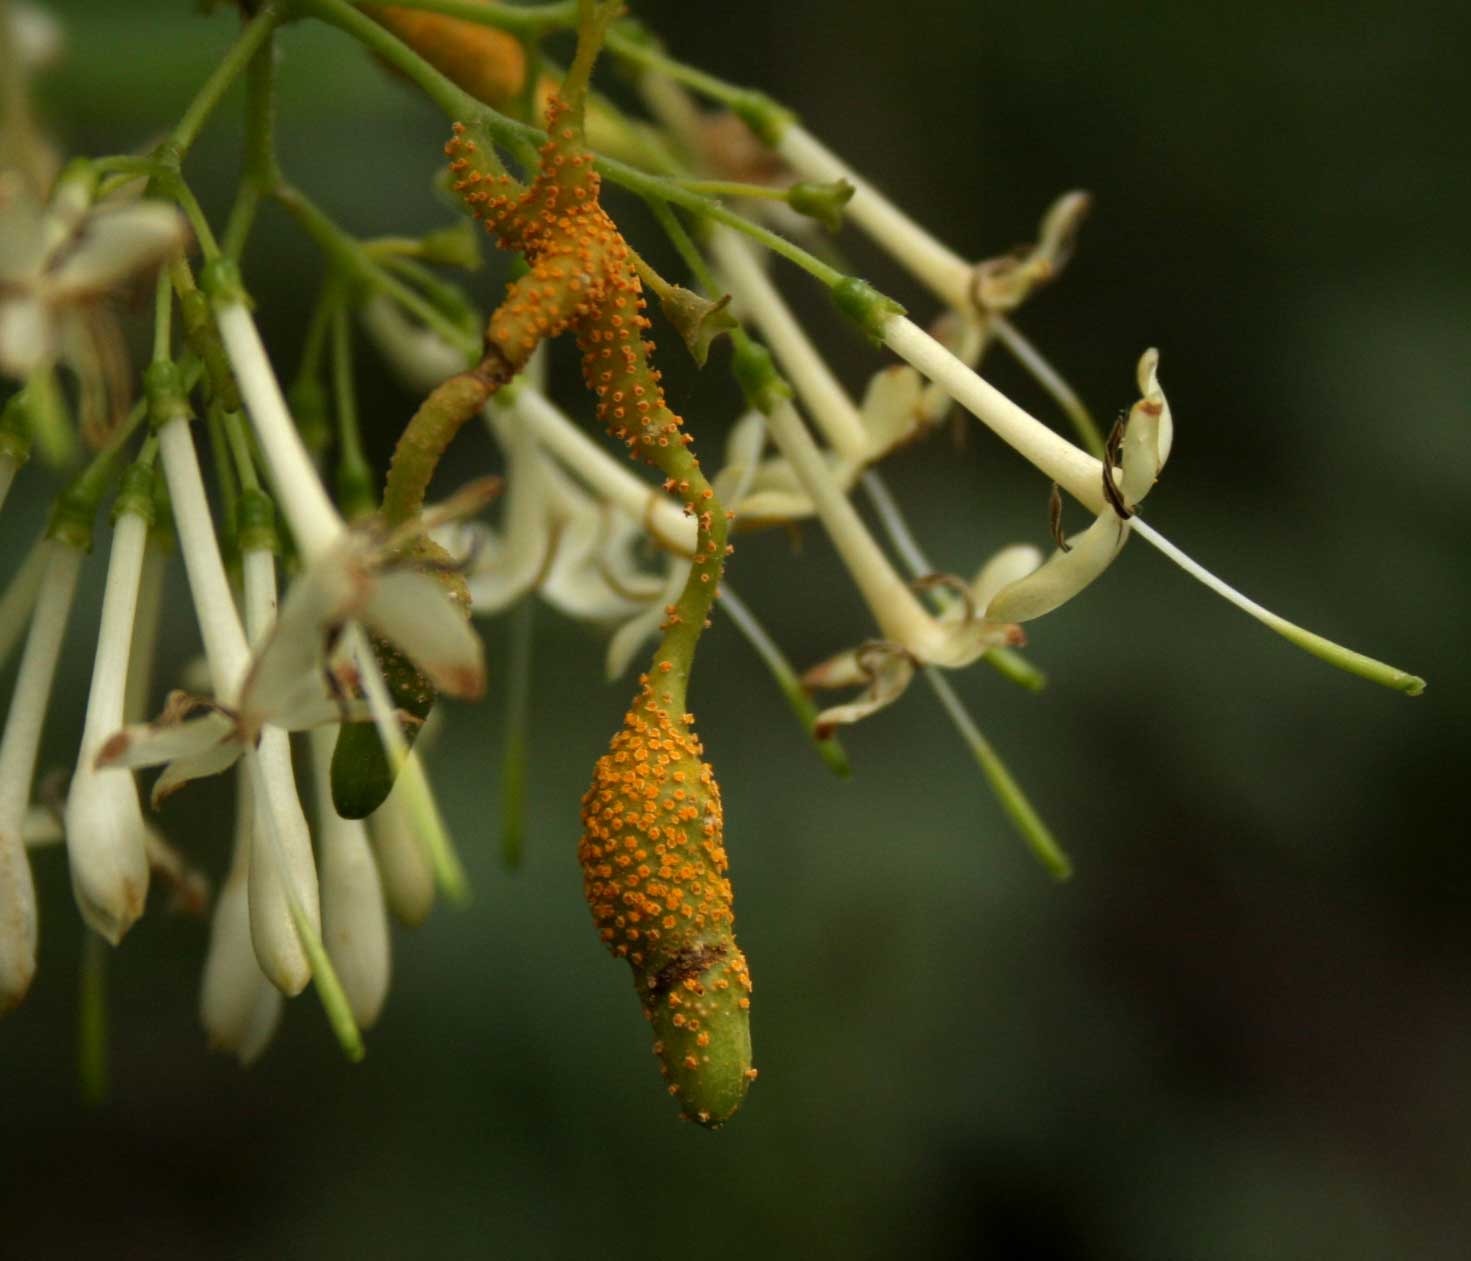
left=730, top=338, right=792, bottom=416
left=787, top=178, right=855, bottom=233
left=199, top=256, right=250, bottom=308
left=46, top=469, right=106, bottom=550
left=236, top=486, right=279, bottom=554
left=830, top=276, right=906, bottom=345
left=144, top=360, right=195, bottom=432
left=111, top=460, right=157, bottom=526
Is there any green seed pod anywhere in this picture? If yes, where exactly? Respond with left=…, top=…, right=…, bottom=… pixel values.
left=580, top=679, right=755, bottom=1127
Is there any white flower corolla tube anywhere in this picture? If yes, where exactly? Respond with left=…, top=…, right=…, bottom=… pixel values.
left=309, top=726, right=390, bottom=1029
left=366, top=766, right=436, bottom=928
left=212, top=299, right=342, bottom=562
left=880, top=313, right=1106, bottom=512
left=242, top=546, right=320, bottom=997
left=0, top=537, right=82, bottom=1011
left=200, top=766, right=282, bottom=1064
left=710, top=229, right=872, bottom=463
left=156, top=416, right=321, bottom=992
left=773, top=123, right=974, bottom=312
left=0, top=531, right=45, bottom=671
left=64, top=508, right=151, bottom=944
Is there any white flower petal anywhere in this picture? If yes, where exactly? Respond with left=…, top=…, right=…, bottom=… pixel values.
left=319, top=792, right=390, bottom=1028
left=1120, top=348, right=1172, bottom=506
left=969, top=543, right=1045, bottom=612
left=805, top=642, right=916, bottom=735
left=64, top=762, right=150, bottom=944
left=201, top=782, right=281, bottom=1063
left=363, top=570, right=485, bottom=700
left=46, top=201, right=186, bottom=301
left=858, top=364, right=925, bottom=456
left=246, top=738, right=318, bottom=997
left=96, top=695, right=237, bottom=771
left=0, top=294, right=54, bottom=377
left=0, top=828, right=38, bottom=1013
left=985, top=511, right=1129, bottom=623
left=150, top=737, right=246, bottom=808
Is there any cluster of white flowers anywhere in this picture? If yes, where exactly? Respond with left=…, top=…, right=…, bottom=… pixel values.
left=0, top=0, right=1422, bottom=1071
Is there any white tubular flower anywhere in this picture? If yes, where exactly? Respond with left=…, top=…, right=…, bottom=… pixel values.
left=0, top=531, right=46, bottom=669
left=366, top=764, right=436, bottom=928
left=310, top=727, right=390, bottom=1029
left=210, top=290, right=342, bottom=562
left=64, top=505, right=151, bottom=943
left=987, top=350, right=1172, bottom=623
left=0, top=169, right=185, bottom=391
left=200, top=769, right=282, bottom=1065
left=242, top=545, right=319, bottom=997
left=0, top=537, right=83, bottom=1011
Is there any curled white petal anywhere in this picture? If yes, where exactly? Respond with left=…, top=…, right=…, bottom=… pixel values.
left=986, top=512, right=1128, bottom=623
left=969, top=544, right=1045, bottom=611
left=1119, top=348, right=1171, bottom=506
left=806, top=641, right=917, bottom=735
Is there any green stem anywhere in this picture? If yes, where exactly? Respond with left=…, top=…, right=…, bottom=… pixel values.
left=273, top=184, right=477, bottom=355
left=923, top=667, right=1072, bottom=880
left=223, top=29, right=282, bottom=258
left=161, top=3, right=284, bottom=162
left=676, top=178, right=787, bottom=202
left=222, top=407, right=263, bottom=493
left=331, top=305, right=375, bottom=516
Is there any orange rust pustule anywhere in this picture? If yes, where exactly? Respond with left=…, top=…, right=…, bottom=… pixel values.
left=445, top=98, right=635, bottom=368
left=578, top=678, right=740, bottom=970
left=579, top=677, right=754, bottom=1125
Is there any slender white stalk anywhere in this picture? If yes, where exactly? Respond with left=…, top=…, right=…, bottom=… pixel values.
left=0, top=453, right=16, bottom=513
left=761, top=397, right=945, bottom=658
left=1128, top=516, right=1426, bottom=695
left=0, top=538, right=82, bottom=1010
left=123, top=540, right=166, bottom=723
left=775, top=123, right=973, bottom=311
left=65, top=510, right=150, bottom=943
left=157, top=417, right=250, bottom=698
left=0, top=531, right=45, bottom=671
left=310, top=726, right=390, bottom=1029
left=711, top=229, right=871, bottom=462
left=242, top=546, right=320, bottom=994
left=882, top=313, right=1105, bottom=511
left=511, top=388, right=695, bottom=553
left=860, top=470, right=936, bottom=582
left=215, top=301, right=343, bottom=561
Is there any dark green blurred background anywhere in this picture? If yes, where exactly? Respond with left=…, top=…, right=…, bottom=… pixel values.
left=3, top=2, right=1468, bottom=1257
